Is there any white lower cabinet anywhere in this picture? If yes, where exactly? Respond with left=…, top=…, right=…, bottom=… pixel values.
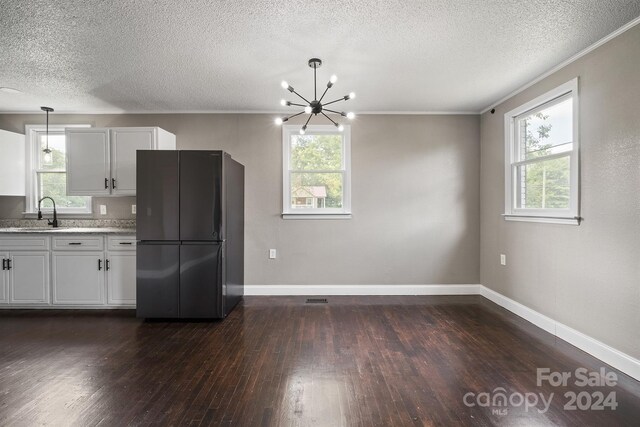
left=52, top=252, right=105, bottom=305
left=106, top=252, right=136, bottom=304
left=0, top=237, right=51, bottom=305
left=10, top=252, right=50, bottom=304
left=0, top=252, right=7, bottom=303
left=0, top=234, right=135, bottom=308
left=51, top=236, right=137, bottom=307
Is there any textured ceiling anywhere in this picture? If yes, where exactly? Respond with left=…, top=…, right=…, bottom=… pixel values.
left=0, top=0, right=639, bottom=113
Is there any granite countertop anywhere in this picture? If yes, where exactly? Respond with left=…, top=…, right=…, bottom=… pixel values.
left=0, top=219, right=136, bottom=235
left=0, top=227, right=136, bottom=235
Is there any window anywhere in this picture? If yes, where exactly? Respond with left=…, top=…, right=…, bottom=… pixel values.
left=504, top=78, right=579, bottom=225
left=282, top=125, right=351, bottom=219
left=25, top=125, right=92, bottom=215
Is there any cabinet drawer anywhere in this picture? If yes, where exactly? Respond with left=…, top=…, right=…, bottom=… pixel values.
left=0, top=236, right=50, bottom=251
left=52, top=236, right=104, bottom=251
left=107, top=236, right=137, bottom=251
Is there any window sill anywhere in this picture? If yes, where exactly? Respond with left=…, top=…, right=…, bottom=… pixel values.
left=282, top=213, right=352, bottom=220
left=503, top=214, right=581, bottom=225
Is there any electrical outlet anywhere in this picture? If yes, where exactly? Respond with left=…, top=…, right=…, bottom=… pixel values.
left=269, top=249, right=277, bottom=259
left=132, top=204, right=136, bottom=214
left=500, top=254, right=506, bottom=266
left=100, top=205, right=107, bottom=215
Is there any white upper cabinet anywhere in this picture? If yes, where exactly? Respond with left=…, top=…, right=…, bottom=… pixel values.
left=0, top=129, right=26, bottom=195
left=66, top=127, right=176, bottom=196
left=66, top=128, right=111, bottom=196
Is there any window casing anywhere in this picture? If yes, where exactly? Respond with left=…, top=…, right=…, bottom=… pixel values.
left=504, top=78, right=580, bottom=225
left=282, top=125, right=351, bottom=219
left=25, top=124, right=92, bottom=215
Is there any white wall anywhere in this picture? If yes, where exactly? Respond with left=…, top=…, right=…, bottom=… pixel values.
left=480, top=24, right=640, bottom=359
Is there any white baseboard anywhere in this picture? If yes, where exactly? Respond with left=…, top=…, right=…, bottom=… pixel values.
left=244, top=284, right=481, bottom=296
left=244, top=283, right=640, bottom=381
left=481, top=286, right=640, bottom=381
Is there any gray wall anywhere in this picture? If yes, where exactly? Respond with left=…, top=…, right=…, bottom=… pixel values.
left=480, top=25, right=640, bottom=359
left=0, top=113, right=480, bottom=286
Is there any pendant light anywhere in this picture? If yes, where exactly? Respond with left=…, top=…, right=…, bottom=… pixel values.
left=275, top=58, right=355, bottom=134
left=41, top=106, right=54, bottom=164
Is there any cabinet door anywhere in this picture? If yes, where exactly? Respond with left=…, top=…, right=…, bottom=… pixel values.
left=106, top=252, right=136, bottom=305
left=0, top=129, right=25, bottom=196
left=66, top=128, right=111, bottom=196
left=52, top=252, right=104, bottom=305
left=0, top=253, right=8, bottom=303
left=111, top=128, right=154, bottom=196
left=9, top=252, right=50, bottom=304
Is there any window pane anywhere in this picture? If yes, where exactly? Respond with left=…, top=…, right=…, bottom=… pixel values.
left=39, top=133, right=66, bottom=169
left=39, top=173, right=88, bottom=209
left=517, top=97, right=572, bottom=161
left=290, top=134, right=342, bottom=170
left=516, top=156, right=570, bottom=209
left=290, top=172, right=343, bottom=209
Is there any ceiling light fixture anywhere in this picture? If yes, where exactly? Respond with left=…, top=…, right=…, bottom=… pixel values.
left=275, top=58, right=355, bottom=134
left=41, top=106, right=54, bottom=163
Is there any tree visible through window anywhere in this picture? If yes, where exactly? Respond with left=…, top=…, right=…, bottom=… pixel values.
left=516, top=96, right=572, bottom=209
left=283, top=125, right=351, bottom=217
left=504, top=78, right=579, bottom=224
left=33, top=131, right=90, bottom=212
left=290, top=134, right=343, bottom=209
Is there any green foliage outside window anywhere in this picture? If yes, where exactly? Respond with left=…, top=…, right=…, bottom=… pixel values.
left=290, top=134, right=344, bottom=208
left=520, top=112, right=571, bottom=209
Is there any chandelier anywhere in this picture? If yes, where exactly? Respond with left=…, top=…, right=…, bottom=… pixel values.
left=275, top=58, right=355, bottom=134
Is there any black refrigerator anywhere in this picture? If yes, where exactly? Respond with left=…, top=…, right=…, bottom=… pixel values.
left=136, top=150, right=244, bottom=319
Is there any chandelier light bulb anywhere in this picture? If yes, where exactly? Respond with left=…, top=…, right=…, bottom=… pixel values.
left=304, top=106, right=312, bottom=114
left=348, top=92, right=356, bottom=99
left=336, top=123, right=344, bottom=132
left=275, top=117, right=283, bottom=125
left=280, top=99, right=287, bottom=106
left=346, top=112, right=355, bottom=120
left=299, top=127, right=306, bottom=135
left=281, top=81, right=289, bottom=90
left=330, top=75, right=338, bottom=84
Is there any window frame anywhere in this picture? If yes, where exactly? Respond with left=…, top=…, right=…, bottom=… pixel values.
left=282, top=124, right=352, bottom=219
left=503, top=78, right=580, bottom=225
left=24, top=124, right=92, bottom=217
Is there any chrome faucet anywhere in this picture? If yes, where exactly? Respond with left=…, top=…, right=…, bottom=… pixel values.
left=37, top=197, right=59, bottom=228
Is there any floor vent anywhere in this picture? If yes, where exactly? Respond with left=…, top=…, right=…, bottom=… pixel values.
left=306, top=298, right=328, bottom=304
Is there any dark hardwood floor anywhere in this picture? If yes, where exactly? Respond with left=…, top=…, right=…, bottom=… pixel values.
left=0, top=296, right=638, bottom=426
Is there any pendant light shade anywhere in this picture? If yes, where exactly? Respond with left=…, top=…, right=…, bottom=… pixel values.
left=41, top=106, right=54, bottom=164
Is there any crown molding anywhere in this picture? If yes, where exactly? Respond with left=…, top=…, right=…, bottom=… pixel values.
left=0, top=109, right=481, bottom=115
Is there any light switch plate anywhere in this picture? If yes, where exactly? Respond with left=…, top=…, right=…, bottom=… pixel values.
left=269, top=249, right=277, bottom=259
left=132, top=204, right=136, bottom=214
left=100, top=205, right=107, bottom=215
left=500, top=254, right=506, bottom=266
